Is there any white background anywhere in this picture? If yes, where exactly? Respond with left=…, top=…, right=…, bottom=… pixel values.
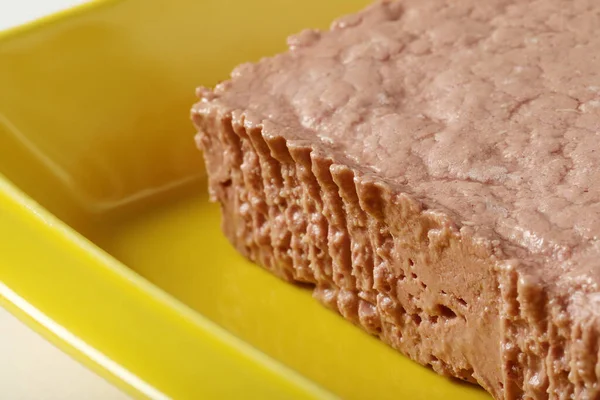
left=0, top=1, right=128, bottom=398
left=0, top=0, right=89, bottom=31
left=0, top=308, right=127, bottom=399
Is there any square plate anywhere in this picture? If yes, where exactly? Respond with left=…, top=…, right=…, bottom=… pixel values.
left=0, top=1, right=490, bottom=398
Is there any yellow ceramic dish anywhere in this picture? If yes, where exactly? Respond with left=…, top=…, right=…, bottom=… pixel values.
left=0, top=1, right=490, bottom=398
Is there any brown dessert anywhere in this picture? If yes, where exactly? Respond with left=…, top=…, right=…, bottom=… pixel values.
left=191, top=1, right=600, bottom=398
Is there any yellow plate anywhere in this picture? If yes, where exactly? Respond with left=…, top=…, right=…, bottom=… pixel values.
left=0, top=1, right=490, bottom=399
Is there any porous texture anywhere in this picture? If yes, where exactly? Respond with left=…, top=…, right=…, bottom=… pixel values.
left=191, top=1, right=600, bottom=399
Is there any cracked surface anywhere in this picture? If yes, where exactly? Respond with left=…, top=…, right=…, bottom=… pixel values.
left=192, top=1, right=600, bottom=399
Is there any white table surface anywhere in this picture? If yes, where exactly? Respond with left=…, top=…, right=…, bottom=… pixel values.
left=0, top=308, right=128, bottom=399
left=0, top=1, right=129, bottom=399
